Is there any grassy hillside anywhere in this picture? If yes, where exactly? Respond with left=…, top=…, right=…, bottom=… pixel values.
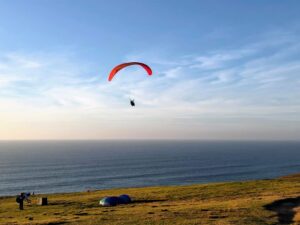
left=0, top=174, right=299, bottom=225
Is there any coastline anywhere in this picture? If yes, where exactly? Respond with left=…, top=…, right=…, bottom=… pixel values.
left=0, top=173, right=299, bottom=224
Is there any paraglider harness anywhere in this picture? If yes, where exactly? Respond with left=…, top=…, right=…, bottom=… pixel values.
left=130, top=99, right=135, bottom=107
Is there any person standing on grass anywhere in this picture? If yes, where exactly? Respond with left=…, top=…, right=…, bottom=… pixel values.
left=16, top=193, right=25, bottom=210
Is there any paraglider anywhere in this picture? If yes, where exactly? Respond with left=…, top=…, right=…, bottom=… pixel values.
left=130, top=99, right=135, bottom=107
left=108, top=62, right=152, bottom=107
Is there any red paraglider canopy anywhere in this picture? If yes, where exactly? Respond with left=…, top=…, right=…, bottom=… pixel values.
left=108, top=62, right=152, bottom=81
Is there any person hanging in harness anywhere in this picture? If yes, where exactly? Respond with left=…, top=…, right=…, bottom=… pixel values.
left=130, top=99, right=135, bottom=107
left=108, top=62, right=152, bottom=108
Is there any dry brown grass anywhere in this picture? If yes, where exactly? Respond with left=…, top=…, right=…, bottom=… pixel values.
left=0, top=173, right=299, bottom=225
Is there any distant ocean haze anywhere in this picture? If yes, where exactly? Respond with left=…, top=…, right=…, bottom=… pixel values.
left=0, top=140, right=299, bottom=196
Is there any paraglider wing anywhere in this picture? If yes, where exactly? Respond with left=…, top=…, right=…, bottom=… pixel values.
left=108, top=62, right=152, bottom=81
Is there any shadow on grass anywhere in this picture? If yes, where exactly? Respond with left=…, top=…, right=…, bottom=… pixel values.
left=133, top=199, right=166, bottom=204
left=46, top=222, right=67, bottom=225
left=49, top=201, right=74, bottom=206
left=264, top=196, right=300, bottom=224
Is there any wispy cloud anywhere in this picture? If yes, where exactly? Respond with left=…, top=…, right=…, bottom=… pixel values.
left=0, top=29, right=299, bottom=139
left=124, top=29, right=300, bottom=123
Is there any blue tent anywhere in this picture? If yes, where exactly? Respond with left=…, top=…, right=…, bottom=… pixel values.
left=99, top=196, right=119, bottom=207
left=118, top=194, right=131, bottom=204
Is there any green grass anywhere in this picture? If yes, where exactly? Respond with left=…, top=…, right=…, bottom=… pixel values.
left=0, top=174, right=300, bottom=225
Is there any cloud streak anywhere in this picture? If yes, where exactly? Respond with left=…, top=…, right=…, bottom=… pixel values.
left=0, top=29, right=299, bottom=139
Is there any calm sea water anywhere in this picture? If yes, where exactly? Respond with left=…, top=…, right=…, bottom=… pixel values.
left=0, top=141, right=299, bottom=196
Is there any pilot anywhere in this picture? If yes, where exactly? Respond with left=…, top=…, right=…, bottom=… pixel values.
left=130, top=99, right=135, bottom=107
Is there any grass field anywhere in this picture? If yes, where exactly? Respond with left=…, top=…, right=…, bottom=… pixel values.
left=0, top=174, right=299, bottom=225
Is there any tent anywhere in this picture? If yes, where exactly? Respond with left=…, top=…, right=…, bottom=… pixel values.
left=118, top=194, right=131, bottom=204
left=99, top=196, right=119, bottom=207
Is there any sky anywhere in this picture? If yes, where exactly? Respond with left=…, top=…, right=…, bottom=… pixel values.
left=0, top=0, right=299, bottom=140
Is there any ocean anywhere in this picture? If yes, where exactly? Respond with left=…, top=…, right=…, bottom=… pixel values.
left=0, top=140, right=299, bottom=197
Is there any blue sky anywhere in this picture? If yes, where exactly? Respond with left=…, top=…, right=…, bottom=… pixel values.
left=0, top=0, right=299, bottom=140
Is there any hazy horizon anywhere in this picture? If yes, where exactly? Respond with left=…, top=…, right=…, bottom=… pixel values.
left=0, top=139, right=299, bottom=142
